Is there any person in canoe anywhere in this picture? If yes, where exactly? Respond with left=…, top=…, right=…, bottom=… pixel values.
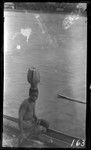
left=18, top=67, right=49, bottom=145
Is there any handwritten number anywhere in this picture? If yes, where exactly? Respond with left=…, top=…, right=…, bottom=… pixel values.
left=76, top=140, right=80, bottom=147
left=71, top=139, right=85, bottom=147
left=81, top=140, right=85, bottom=147
left=71, top=139, right=75, bottom=147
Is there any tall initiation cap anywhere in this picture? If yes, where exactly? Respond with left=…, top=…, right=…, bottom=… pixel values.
left=27, top=67, right=40, bottom=85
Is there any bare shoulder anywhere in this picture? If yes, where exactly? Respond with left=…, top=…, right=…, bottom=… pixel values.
left=19, top=98, right=29, bottom=112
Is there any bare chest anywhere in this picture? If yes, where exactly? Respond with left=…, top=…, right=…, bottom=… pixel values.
left=23, top=102, right=35, bottom=120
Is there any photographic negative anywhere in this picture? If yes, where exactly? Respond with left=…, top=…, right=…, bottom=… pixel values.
left=3, top=2, right=87, bottom=148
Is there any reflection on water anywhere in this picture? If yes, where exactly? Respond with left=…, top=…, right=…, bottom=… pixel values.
left=63, top=14, right=79, bottom=29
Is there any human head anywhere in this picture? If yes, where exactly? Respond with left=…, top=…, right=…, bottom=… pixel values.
left=29, top=88, right=38, bottom=102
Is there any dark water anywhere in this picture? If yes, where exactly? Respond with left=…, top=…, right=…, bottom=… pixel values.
left=4, top=11, right=87, bottom=138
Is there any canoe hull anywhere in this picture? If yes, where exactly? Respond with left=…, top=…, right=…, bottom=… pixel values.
left=3, top=115, right=84, bottom=148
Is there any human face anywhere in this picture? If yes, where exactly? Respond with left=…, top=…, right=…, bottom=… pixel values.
left=29, top=88, right=38, bottom=102
left=32, top=92, right=38, bottom=101
left=30, top=90, right=38, bottom=102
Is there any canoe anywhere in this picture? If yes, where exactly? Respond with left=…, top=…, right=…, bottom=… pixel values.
left=3, top=114, right=85, bottom=148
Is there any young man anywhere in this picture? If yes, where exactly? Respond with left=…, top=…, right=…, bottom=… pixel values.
left=18, top=68, right=49, bottom=145
left=18, top=88, right=38, bottom=143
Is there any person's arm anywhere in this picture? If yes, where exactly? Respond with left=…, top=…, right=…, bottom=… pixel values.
left=18, top=103, right=26, bottom=135
left=33, top=103, right=38, bottom=123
